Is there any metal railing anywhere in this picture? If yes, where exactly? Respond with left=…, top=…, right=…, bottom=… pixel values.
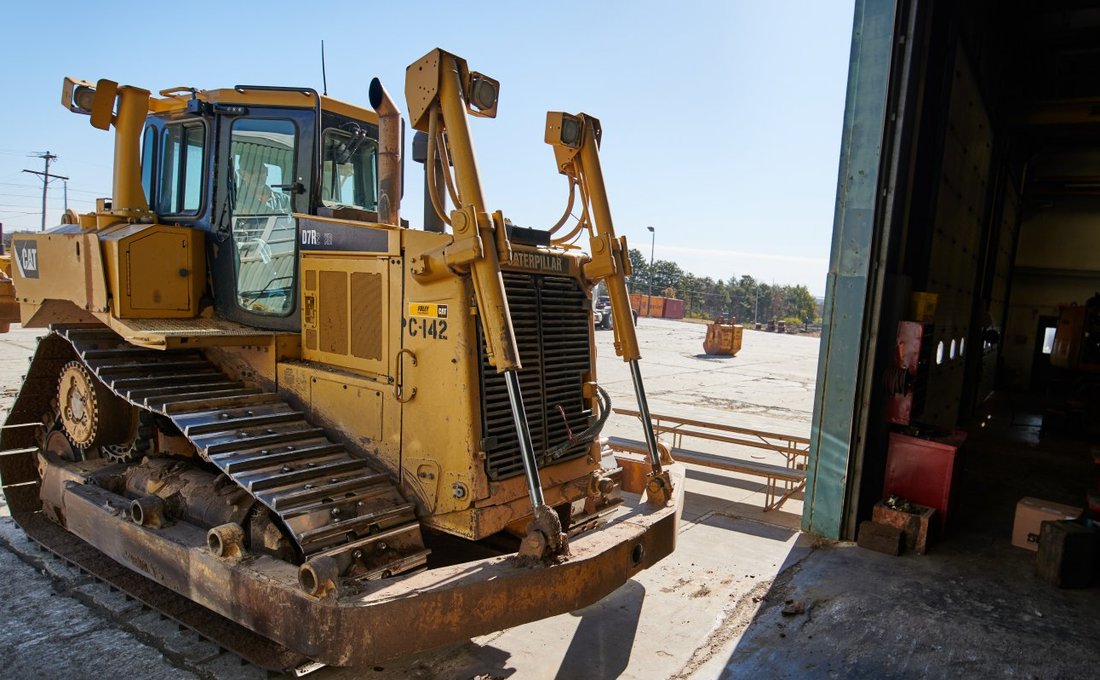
left=612, top=408, right=810, bottom=511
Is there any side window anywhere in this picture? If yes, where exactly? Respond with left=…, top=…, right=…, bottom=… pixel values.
left=230, top=118, right=298, bottom=316
left=321, top=129, right=378, bottom=210
left=182, top=126, right=204, bottom=212
left=140, top=127, right=156, bottom=206
left=157, top=122, right=205, bottom=215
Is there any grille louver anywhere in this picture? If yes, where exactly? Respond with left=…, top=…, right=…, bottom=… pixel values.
left=479, top=272, right=593, bottom=480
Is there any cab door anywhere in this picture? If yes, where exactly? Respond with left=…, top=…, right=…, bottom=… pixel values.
left=210, top=107, right=314, bottom=331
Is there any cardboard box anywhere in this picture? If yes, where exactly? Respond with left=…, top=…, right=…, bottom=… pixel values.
left=873, top=501, right=936, bottom=554
left=1011, top=497, right=1082, bottom=551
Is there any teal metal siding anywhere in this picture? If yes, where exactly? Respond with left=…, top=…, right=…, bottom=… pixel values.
left=803, top=0, right=899, bottom=539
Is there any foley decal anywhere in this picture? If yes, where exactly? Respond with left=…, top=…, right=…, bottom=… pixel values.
left=407, top=302, right=449, bottom=340
left=408, top=303, right=449, bottom=318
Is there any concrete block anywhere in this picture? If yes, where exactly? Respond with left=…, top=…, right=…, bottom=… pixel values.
left=872, top=501, right=935, bottom=554
left=857, top=521, right=902, bottom=556
left=1036, top=520, right=1096, bottom=589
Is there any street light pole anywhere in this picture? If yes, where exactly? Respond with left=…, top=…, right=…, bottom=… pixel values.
left=646, top=225, right=655, bottom=316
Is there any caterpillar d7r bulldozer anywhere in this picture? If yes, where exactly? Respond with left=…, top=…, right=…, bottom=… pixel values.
left=0, top=48, right=681, bottom=670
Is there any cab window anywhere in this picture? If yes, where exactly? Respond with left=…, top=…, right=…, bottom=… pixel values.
left=229, top=118, right=298, bottom=316
left=320, top=129, right=378, bottom=211
left=140, top=127, right=156, bottom=206
left=158, top=122, right=205, bottom=215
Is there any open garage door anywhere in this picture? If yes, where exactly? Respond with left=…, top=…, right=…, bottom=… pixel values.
left=807, top=0, right=1100, bottom=540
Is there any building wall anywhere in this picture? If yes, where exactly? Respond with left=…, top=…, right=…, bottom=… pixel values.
left=1002, top=198, right=1100, bottom=389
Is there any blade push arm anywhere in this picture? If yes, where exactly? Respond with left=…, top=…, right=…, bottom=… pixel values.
left=405, top=49, right=565, bottom=558
left=545, top=112, right=673, bottom=505
left=405, top=49, right=521, bottom=372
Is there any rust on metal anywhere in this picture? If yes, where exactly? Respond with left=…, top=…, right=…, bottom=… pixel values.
left=703, top=318, right=744, bottom=356
left=51, top=466, right=681, bottom=666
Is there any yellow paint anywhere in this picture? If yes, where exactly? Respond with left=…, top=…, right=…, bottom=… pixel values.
left=31, top=55, right=617, bottom=546
left=100, top=223, right=205, bottom=318
left=407, top=302, right=449, bottom=318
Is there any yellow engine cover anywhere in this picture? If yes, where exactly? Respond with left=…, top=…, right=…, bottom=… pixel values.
left=8, top=223, right=203, bottom=326
left=100, top=223, right=204, bottom=318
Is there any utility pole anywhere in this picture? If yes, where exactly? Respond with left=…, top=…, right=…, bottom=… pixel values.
left=23, top=151, right=69, bottom=231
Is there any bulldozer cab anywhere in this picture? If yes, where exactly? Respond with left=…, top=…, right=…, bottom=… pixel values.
left=137, top=93, right=381, bottom=331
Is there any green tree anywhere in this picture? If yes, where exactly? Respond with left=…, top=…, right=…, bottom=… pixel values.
left=681, top=273, right=701, bottom=315
left=612, top=246, right=818, bottom=324
left=769, top=285, right=784, bottom=322
left=627, top=248, right=648, bottom=292
left=649, top=259, right=683, bottom=296
left=783, top=284, right=816, bottom=324
left=710, top=280, right=731, bottom=319
left=754, top=282, right=774, bottom=322
left=734, top=275, right=758, bottom=322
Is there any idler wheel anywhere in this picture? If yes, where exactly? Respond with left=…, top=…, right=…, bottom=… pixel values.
left=58, top=360, right=134, bottom=450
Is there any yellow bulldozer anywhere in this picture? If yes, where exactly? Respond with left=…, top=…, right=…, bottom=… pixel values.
left=0, top=49, right=682, bottom=669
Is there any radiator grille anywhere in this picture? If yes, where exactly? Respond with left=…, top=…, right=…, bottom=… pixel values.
left=479, top=272, right=594, bottom=480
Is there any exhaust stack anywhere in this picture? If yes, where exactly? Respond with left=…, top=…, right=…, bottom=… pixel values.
left=369, top=78, right=402, bottom=227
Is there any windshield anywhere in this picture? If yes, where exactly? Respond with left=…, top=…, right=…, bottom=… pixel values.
left=320, top=128, right=378, bottom=211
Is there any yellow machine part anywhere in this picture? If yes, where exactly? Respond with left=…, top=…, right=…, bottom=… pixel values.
left=0, top=256, right=17, bottom=332
left=100, top=223, right=205, bottom=318
left=704, top=321, right=744, bottom=356
left=293, top=222, right=603, bottom=540
left=10, top=223, right=204, bottom=328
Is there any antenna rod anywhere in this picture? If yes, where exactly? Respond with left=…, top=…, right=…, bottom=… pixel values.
left=321, top=40, right=328, bottom=96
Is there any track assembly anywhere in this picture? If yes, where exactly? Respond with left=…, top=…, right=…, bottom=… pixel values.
left=9, top=326, right=430, bottom=587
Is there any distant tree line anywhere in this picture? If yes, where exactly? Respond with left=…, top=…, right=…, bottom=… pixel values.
left=624, top=248, right=819, bottom=324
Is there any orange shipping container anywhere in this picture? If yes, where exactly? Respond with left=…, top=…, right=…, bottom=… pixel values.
left=629, top=293, right=664, bottom=317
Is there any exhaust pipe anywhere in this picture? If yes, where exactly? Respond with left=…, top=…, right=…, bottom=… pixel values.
left=369, top=78, right=402, bottom=227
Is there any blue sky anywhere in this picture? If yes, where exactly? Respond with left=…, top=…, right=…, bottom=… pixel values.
left=0, top=1, right=855, bottom=295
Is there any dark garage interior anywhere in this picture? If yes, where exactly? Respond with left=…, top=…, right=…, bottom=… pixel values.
left=734, top=2, right=1100, bottom=674
left=808, top=0, right=1100, bottom=573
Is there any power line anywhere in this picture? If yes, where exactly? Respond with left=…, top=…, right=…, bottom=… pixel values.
left=0, top=181, right=107, bottom=195
left=22, top=151, right=69, bottom=231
